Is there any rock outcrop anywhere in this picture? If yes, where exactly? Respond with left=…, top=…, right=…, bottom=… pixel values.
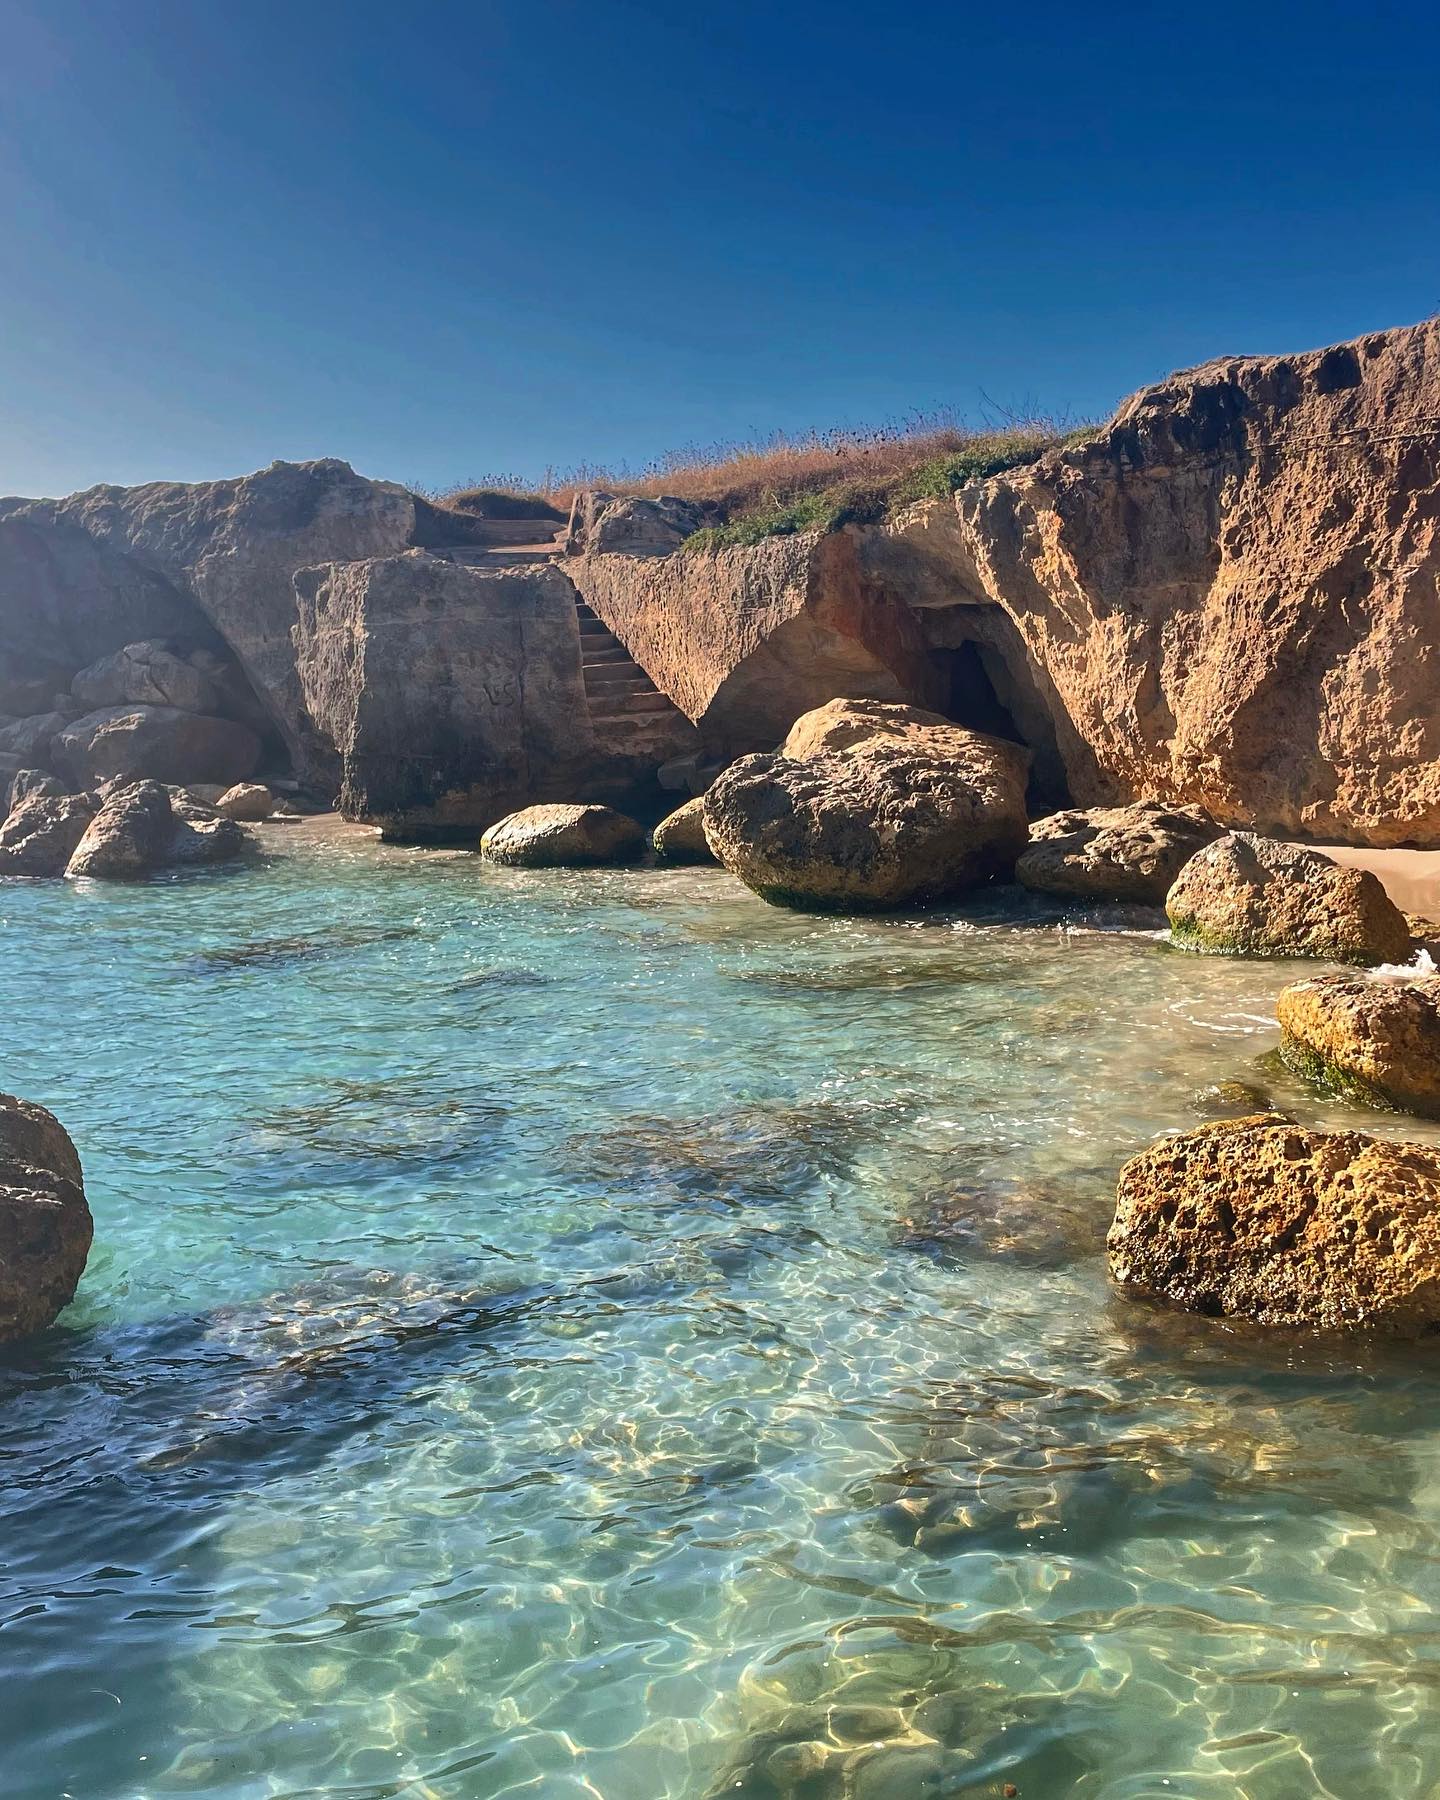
left=0, top=460, right=439, bottom=786
left=0, top=1092, right=92, bottom=1342
left=1278, top=972, right=1440, bottom=1116
left=71, top=640, right=221, bottom=716
left=479, top=803, right=645, bottom=867
left=702, top=700, right=1029, bottom=910
left=1166, top=833, right=1411, bottom=964
left=0, top=793, right=97, bottom=877
left=564, top=491, right=703, bottom=556
left=294, top=551, right=696, bottom=840
left=1108, top=1116, right=1440, bottom=1333
left=652, top=796, right=715, bottom=863
left=568, top=529, right=939, bottom=757
left=56, top=704, right=261, bottom=791
left=65, top=780, right=248, bottom=879
left=898, top=317, right=1440, bottom=845
left=1017, top=802, right=1224, bottom=904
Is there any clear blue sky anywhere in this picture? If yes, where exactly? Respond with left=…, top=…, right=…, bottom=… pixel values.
left=1, top=0, right=1436, bottom=499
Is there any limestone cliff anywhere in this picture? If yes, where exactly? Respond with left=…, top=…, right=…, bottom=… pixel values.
left=899, top=317, right=1440, bottom=845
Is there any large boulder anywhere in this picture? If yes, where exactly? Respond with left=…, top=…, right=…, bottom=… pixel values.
left=0, top=793, right=97, bottom=877
left=1017, top=801, right=1224, bottom=904
left=55, top=704, right=261, bottom=790
left=479, top=804, right=645, bottom=867
left=1108, top=1116, right=1440, bottom=1333
left=65, top=780, right=247, bottom=879
left=4, top=768, right=67, bottom=814
left=1165, top=833, right=1411, bottom=964
left=702, top=701, right=1029, bottom=911
left=0, top=1093, right=92, bottom=1343
left=0, top=711, right=67, bottom=763
left=71, top=640, right=220, bottom=715
left=564, top=491, right=704, bottom=556
left=652, top=796, right=716, bottom=863
left=1278, top=973, right=1440, bottom=1117
left=214, top=782, right=274, bottom=821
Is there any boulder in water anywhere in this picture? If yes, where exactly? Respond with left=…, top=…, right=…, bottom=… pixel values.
left=1017, top=801, right=1223, bottom=904
left=702, top=700, right=1028, bottom=911
left=65, top=780, right=248, bottom=879
left=0, top=1092, right=92, bottom=1343
left=1278, top=972, right=1440, bottom=1117
left=1109, top=1115, right=1440, bottom=1331
left=479, top=803, right=645, bottom=867
left=0, top=792, right=97, bottom=877
left=652, top=797, right=714, bottom=863
left=1165, top=833, right=1410, bottom=964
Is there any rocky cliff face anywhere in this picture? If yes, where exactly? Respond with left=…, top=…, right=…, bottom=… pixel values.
left=916, top=317, right=1440, bottom=845
left=294, top=552, right=698, bottom=840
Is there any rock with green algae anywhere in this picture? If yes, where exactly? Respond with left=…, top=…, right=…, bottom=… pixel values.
left=1278, top=970, right=1440, bottom=1117
left=479, top=802, right=645, bottom=867
left=1164, top=832, right=1410, bottom=965
left=1109, top=1115, right=1440, bottom=1332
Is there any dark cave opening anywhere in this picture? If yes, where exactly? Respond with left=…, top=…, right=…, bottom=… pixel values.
left=925, top=628, right=1070, bottom=813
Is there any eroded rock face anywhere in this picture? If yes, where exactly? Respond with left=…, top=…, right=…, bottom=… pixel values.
left=1278, top=973, right=1440, bottom=1117
left=1017, top=802, right=1224, bottom=904
left=1166, top=833, right=1411, bottom=964
left=294, top=552, right=696, bottom=840
left=652, top=796, right=715, bottom=863
left=702, top=702, right=1029, bottom=911
left=0, top=1092, right=92, bottom=1342
left=1108, top=1116, right=1440, bottom=1332
left=1, top=460, right=423, bottom=785
left=564, top=491, right=703, bottom=556
left=6, top=769, right=67, bottom=813
left=479, top=803, right=645, bottom=867
left=65, top=780, right=247, bottom=879
left=922, top=318, right=1440, bottom=846
left=0, top=793, right=97, bottom=877
left=55, top=704, right=262, bottom=791
left=215, top=782, right=274, bottom=821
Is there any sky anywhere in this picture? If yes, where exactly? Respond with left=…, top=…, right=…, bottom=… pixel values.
left=0, top=0, right=1436, bottom=499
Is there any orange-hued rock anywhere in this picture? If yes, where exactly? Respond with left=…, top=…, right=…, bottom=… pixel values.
left=651, top=797, right=714, bottom=863
left=702, top=701, right=1029, bottom=911
left=1108, top=1116, right=1440, bottom=1332
left=1278, top=972, right=1440, bottom=1117
left=929, top=318, right=1440, bottom=846
left=1017, top=801, right=1223, bottom=904
left=0, top=1092, right=92, bottom=1342
left=479, top=803, right=645, bottom=867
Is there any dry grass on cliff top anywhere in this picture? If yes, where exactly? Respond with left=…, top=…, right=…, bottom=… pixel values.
left=425, top=406, right=1096, bottom=546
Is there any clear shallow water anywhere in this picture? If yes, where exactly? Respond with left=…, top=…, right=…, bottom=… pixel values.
left=5, top=826, right=1440, bottom=1800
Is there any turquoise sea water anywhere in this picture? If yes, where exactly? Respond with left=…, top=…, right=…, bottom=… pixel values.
left=6, top=823, right=1440, bottom=1800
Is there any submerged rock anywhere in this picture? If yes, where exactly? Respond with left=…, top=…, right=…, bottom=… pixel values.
left=0, top=792, right=97, bottom=877
left=1108, top=1115, right=1440, bottom=1331
left=652, top=796, right=715, bottom=863
left=1165, top=833, right=1410, bottom=964
left=214, top=781, right=274, bottom=821
left=1278, top=972, right=1440, bottom=1117
left=1017, top=801, right=1222, bottom=904
left=702, top=699, right=1029, bottom=911
left=65, top=780, right=248, bottom=879
left=479, top=802, right=645, bottom=867
left=0, top=1092, right=92, bottom=1342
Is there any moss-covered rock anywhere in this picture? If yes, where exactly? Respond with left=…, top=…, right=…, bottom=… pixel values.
left=1278, top=972, right=1440, bottom=1116
left=1165, top=833, right=1410, bottom=964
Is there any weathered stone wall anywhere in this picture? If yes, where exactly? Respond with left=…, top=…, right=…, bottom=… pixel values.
left=568, top=529, right=935, bottom=755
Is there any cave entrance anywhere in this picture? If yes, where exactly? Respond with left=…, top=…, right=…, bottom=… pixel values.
left=923, top=617, right=1070, bottom=812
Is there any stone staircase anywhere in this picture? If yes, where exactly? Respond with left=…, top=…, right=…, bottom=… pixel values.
left=576, top=601, right=679, bottom=726
left=427, top=527, right=694, bottom=744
